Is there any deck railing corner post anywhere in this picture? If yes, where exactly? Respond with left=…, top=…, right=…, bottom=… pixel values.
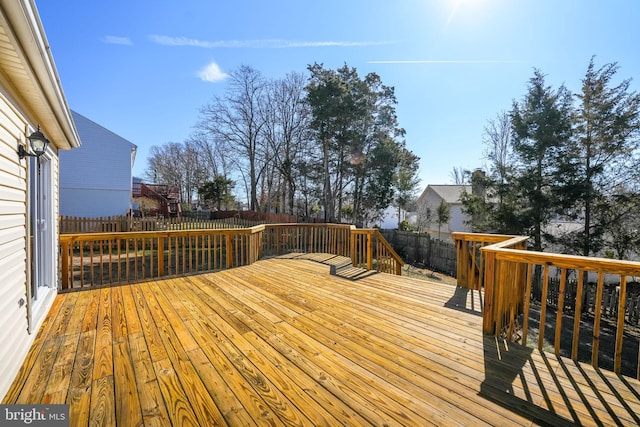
left=482, top=250, right=497, bottom=335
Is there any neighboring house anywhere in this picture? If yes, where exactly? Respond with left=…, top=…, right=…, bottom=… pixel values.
left=379, top=205, right=414, bottom=229
left=0, top=0, right=80, bottom=400
left=416, top=185, right=472, bottom=241
left=59, top=110, right=137, bottom=217
left=132, top=178, right=182, bottom=217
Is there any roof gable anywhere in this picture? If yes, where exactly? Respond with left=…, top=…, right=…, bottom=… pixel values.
left=430, top=185, right=471, bottom=203
left=71, top=110, right=137, bottom=151
left=418, top=185, right=471, bottom=204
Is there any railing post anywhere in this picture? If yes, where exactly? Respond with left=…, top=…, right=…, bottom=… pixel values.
left=482, top=249, right=496, bottom=334
left=455, top=235, right=469, bottom=288
left=158, top=236, right=165, bottom=277
left=61, top=239, right=69, bottom=290
left=367, top=231, right=373, bottom=271
left=350, top=230, right=356, bottom=267
left=226, top=233, right=233, bottom=269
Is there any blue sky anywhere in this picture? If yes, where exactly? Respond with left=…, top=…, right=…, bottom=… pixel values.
left=36, top=0, right=640, bottom=193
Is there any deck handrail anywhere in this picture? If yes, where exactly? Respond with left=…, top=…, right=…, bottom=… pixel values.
left=351, top=229, right=405, bottom=275
left=454, top=231, right=640, bottom=379
left=59, top=223, right=403, bottom=291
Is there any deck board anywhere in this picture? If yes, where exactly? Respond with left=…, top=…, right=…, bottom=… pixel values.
left=4, top=255, right=640, bottom=426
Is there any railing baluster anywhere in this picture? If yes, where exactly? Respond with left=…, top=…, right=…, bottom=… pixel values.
left=99, top=239, right=104, bottom=286
left=592, top=272, right=605, bottom=367
left=554, top=268, right=567, bottom=356
left=80, top=242, right=85, bottom=288
left=522, top=263, right=534, bottom=346
left=58, top=224, right=402, bottom=294
left=615, top=274, right=627, bottom=374
left=571, top=270, right=585, bottom=361
left=538, top=266, right=550, bottom=351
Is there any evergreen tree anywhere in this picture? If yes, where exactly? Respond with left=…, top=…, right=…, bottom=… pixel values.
left=306, top=63, right=416, bottom=225
left=436, top=200, right=450, bottom=240
left=510, top=70, right=573, bottom=251
left=565, top=58, right=640, bottom=256
left=198, top=176, right=235, bottom=210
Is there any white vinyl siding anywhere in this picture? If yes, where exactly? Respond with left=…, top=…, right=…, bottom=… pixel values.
left=0, top=90, right=61, bottom=400
left=417, top=186, right=471, bottom=242
left=0, top=0, right=79, bottom=403
left=0, top=91, right=32, bottom=401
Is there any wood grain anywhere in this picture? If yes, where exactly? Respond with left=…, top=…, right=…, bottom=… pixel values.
left=6, top=256, right=640, bottom=426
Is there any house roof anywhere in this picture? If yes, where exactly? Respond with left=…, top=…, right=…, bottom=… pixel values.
left=0, top=0, right=80, bottom=150
left=72, top=110, right=137, bottom=152
left=418, top=185, right=471, bottom=204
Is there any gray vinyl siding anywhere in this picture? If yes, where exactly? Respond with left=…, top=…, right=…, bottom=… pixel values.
left=59, top=111, right=134, bottom=216
left=61, top=187, right=131, bottom=217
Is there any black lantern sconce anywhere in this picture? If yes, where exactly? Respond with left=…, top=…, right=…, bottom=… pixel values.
left=18, top=125, right=49, bottom=160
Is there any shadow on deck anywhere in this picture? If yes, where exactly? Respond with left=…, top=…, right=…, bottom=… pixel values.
left=4, top=255, right=640, bottom=426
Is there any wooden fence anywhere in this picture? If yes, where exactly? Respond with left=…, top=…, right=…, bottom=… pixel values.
left=543, top=278, right=640, bottom=326
left=453, top=232, right=640, bottom=379
left=378, top=230, right=457, bottom=276
left=210, top=210, right=297, bottom=223
left=59, top=223, right=404, bottom=291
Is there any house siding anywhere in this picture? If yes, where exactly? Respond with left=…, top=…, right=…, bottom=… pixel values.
left=0, top=92, right=51, bottom=401
left=0, top=0, right=80, bottom=402
left=60, top=187, right=131, bottom=217
left=417, top=186, right=471, bottom=241
left=59, top=111, right=134, bottom=217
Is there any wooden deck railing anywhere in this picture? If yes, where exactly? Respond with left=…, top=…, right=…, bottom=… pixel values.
left=59, top=223, right=403, bottom=290
left=454, top=232, right=640, bottom=379
left=453, top=232, right=525, bottom=291
left=261, top=223, right=352, bottom=257
left=351, top=229, right=405, bottom=275
left=60, top=227, right=265, bottom=289
left=60, top=215, right=262, bottom=233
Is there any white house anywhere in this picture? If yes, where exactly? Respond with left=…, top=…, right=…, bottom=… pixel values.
left=0, top=0, right=80, bottom=400
left=59, top=110, right=136, bottom=217
left=416, top=185, right=472, bottom=241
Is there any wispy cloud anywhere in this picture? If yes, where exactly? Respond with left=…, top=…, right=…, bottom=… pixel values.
left=198, top=61, right=229, bottom=83
left=368, top=60, right=522, bottom=64
left=149, top=35, right=390, bottom=49
left=101, top=35, right=133, bottom=46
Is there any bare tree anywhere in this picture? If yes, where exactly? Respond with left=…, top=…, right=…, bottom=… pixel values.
left=261, top=72, right=311, bottom=215
left=450, top=166, right=470, bottom=184
left=187, top=131, right=232, bottom=180
left=198, top=65, right=268, bottom=211
left=483, top=111, right=512, bottom=187
left=145, top=142, right=184, bottom=189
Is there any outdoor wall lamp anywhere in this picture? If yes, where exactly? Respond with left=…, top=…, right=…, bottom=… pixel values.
left=18, top=125, right=49, bottom=160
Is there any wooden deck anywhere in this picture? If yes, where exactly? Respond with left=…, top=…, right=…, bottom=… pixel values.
left=4, top=254, right=640, bottom=426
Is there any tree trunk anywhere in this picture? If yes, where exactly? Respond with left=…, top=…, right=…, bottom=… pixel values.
left=323, top=141, right=334, bottom=222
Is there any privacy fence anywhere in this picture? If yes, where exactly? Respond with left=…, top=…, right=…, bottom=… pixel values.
left=379, top=229, right=457, bottom=276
